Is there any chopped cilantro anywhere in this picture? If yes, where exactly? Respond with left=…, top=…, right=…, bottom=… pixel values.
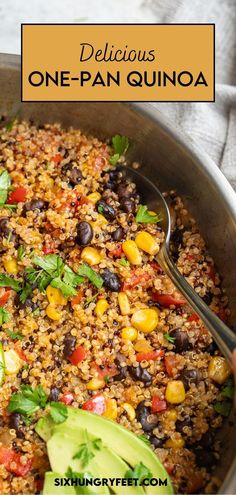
left=119, top=258, right=129, bottom=267
left=214, top=400, right=232, bottom=417
left=222, top=378, right=234, bottom=400
left=125, top=462, right=153, bottom=484
left=17, top=245, right=26, bottom=261
left=0, top=170, right=11, bottom=205
left=7, top=330, right=23, bottom=340
left=0, top=307, right=9, bottom=326
left=0, top=274, right=21, bottom=292
left=104, top=375, right=110, bottom=384
left=77, top=263, right=103, bottom=289
left=8, top=385, right=48, bottom=418
left=164, top=333, right=175, bottom=344
left=136, top=205, right=161, bottom=224
left=73, top=432, right=102, bottom=468
left=48, top=402, right=68, bottom=424
left=138, top=434, right=152, bottom=447
left=109, top=135, right=129, bottom=166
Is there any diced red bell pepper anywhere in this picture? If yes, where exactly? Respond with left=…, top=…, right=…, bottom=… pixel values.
left=7, top=187, right=27, bottom=204
left=82, top=393, right=106, bottom=415
left=208, top=265, right=216, bottom=283
left=14, top=345, right=27, bottom=362
left=0, top=447, right=32, bottom=476
left=71, top=291, right=83, bottom=306
left=122, top=272, right=150, bottom=291
left=151, top=397, right=167, bottom=413
left=152, top=292, right=186, bottom=307
left=109, top=244, right=123, bottom=258
left=149, top=262, right=163, bottom=273
left=91, top=361, right=118, bottom=379
left=51, top=153, right=63, bottom=164
left=136, top=350, right=165, bottom=362
left=43, top=243, right=55, bottom=255
left=0, top=289, right=11, bottom=307
left=187, top=313, right=199, bottom=322
left=164, top=354, right=177, bottom=377
left=69, top=346, right=87, bottom=365
left=60, top=392, right=74, bottom=405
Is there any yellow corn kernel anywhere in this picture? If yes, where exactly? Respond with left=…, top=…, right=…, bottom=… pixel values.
left=91, top=214, right=108, bottom=228
left=165, top=409, right=177, bottom=422
left=131, top=308, right=159, bottom=334
left=134, top=338, right=153, bottom=353
left=165, top=435, right=185, bottom=449
left=118, top=292, right=130, bottom=316
left=122, top=240, right=142, bottom=265
left=86, top=378, right=105, bottom=391
left=81, top=247, right=101, bottom=266
left=208, top=356, right=231, bottom=384
left=103, top=399, right=118, bottom=420
left=165, top=380, right=186, bottom=404
left=95, top=299, right=108, bottom=317
left=135, top=231, right=159, bottom=256
left=4, top=349, right=22, bottom=375
left=46, top=304, right=62, bottom=321
left=46, top=285, right=67, bottom=306
left=122, top=402, right=136, bottom=421
left=4, top=259, right=18, bottom=275
left=121, top=327, right=138, bottom=342
left=87, top=192, right=101, bottom=204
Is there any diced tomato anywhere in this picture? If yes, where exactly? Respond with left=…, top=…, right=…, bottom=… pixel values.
left=122, top=272, right=150, bottom=291
left=71, top=290, right=83, bottom=306
left=186, top=473, right=203, bottom=494
left=136, top=350, right=165, bottom=362
left=218, top=307, right=227, bottom=322
left=149, top=262, right=163, bottom=273
left=14, top=345, right=27, bottom=362
left=187, top=313, right=199, bottom=322
left=51, top=153, right=63, bottom=164
left=7, top=187, right=27, bottom=204
left=151, top=397, right=167, bottom=413
left=92, top=361, right=118, bottom=379
left=208, top=265, right=216, bottom=283
left=69, top=346, right=87, bottom=365
left=82, top=393, right=106, bottom=415
left=43, top=243, right=55, bottom=255
left=164, top=462, right=175, bottom=475
left=152, top=292, right=186, bottom=307
left=0, top=289, right=11, bottom=307
left=164, top=355, right=177, bottom=377
left=109, top=244, right=123, bottom=258
left=0, top=447, right=32, bottom=476
left=60, top=392, right=74, bottom=405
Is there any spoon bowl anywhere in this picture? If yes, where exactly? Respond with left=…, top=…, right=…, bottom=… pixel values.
left=121, top=165, right=236, bottom=363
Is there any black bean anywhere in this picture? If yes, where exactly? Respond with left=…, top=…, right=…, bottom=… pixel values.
left=175, top=416, right=193, bottom=433
left=180, top=369, right=201, bottom=391
left=113, top=358, right=127, bottom=381
left=117, top=182, right=133, bottom=199
left=136, top=401, right=158, bottom=432
left=0, top=217, right=10, bottom=235
left=63, top=334, right=76, bottom=359
left=205, top=341, right=218, bottom=355
left=62, top=162, right=82, bottom=186
left=15, top=296, right=37, bottom=312
left=76, top=221, right=93, bottom=246
left=112, top=226, right=124, bottom=241
left=128, top=365, right=152, bottom=386
left=170, top=329, right=189, bottom=353
left=9, top=413, right=25, bottom=438
left=199, top=430, right=214, bottom=448
left=96, top=200, right=116, bottom=221
left=149, top=435, right=166, bottom=448
left=120, top=198, right=135, bottom=214
left=49, top=387, right=60, bottom=402
left=194, top=448, right=217, bottom=469
left=22, top=199, right=47, bottom=216
left=203, top=292, right=213, bottom=305
left=102, top=269, right=121, bottom=292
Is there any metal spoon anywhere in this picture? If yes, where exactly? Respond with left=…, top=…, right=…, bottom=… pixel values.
left=121, top=165, right=236, bottom=364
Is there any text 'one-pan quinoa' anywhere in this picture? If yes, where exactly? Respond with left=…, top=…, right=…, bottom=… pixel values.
left=0, top=120, right=233, bottom=494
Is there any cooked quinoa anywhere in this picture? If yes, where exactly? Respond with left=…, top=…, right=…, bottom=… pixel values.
left=0, top=120, right=232, bottom=495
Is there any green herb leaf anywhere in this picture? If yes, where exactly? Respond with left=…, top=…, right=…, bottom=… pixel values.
left=214, top=400, right=232, bottom=417
left=77, top=263, right=103, bottom=289
left=136, top=205, right=161, bottom=224
left=33, top=254, right=64, bottom=278
left=125, top=462, right=153, bottom=484
left=164, top=333, right=175, bottom=344
left=17, top=245, right=26, bottom=261
left=32, top=307, right=40, bottom=316
left=0, top=203, right=17, bottom=209
left=19, top=282, right=33, bottom=303
left=119, top=258, right=129, bottom=267
left=109, top=135, right=129, bottom=166
left=51, top=277, right=77, bottom=297
left=63, top=265, right=84, bottom=288
left=0, top=274, right=21, bottom=292
left=138, top=434, right=152, bottom=447
left=0, top=170, right=11, bottom=205
left=65, top=467, right=92, bottom=495
left=8, top=385, right=48, bottom=417
left=104, top=375, right=110, bottom=384
left=7, top=330, right=23, bottom=340
left=0, top=308, right=9, bottom=326
left=222, top=378, right=234, bottom=400
left=83, top=292, right=99, bottom=308
left=73, top=435, right=102, bottom=468
left=48, top=401, right=68, bottom=424
left=5, top=115, right=18, bottom=132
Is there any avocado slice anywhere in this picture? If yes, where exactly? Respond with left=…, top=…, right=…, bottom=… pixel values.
left=47, top=429, right=143, bottom=495
left=36, top=408, right=173, bottom=495
left=43, top=472, right=75, bottom=495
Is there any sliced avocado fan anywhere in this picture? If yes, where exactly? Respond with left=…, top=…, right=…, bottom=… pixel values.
left=36, top=407, right=173, bottom=495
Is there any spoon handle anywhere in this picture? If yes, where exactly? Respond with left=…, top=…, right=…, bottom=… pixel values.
left=158, top=245, right=236, bottom=364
